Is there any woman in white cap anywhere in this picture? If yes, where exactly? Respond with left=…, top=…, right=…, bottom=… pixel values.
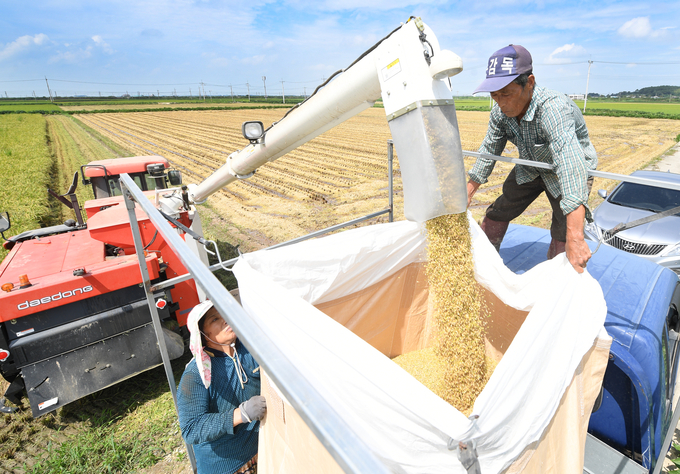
left=178, top=300, right=266, bottom=474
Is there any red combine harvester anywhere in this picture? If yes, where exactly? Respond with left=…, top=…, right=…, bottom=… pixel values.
left=0, top=156, right=201, bottom=416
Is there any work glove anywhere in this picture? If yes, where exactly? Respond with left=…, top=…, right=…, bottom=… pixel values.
left=240, top=395, right=266, bottom=423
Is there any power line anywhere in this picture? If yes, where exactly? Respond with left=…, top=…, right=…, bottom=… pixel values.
left=590, top=60, right=680, bottom=65
left=0, top=79, right=43, bottom=83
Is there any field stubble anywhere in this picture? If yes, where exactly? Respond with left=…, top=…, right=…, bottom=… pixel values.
left=75, top=108, right=397, bottom=250
left=75, top=108, right=679, bottom=250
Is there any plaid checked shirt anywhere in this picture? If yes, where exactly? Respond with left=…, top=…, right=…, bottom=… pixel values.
left=469, top=86, right=597, bottom=218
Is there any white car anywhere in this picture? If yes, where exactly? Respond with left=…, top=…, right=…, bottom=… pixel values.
left=584, top=170, right=680, bottom=274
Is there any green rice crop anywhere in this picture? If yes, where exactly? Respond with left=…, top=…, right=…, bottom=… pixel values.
left=576, top=100, right=680, bottom=115
left=0, top=102, right=62, bottom=113
left=0, top=115, right=55, bottom=259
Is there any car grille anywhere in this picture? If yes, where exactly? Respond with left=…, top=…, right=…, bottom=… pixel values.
left=603, top=232, right=667, bottom=256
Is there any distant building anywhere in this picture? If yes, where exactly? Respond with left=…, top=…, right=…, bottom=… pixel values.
left=568, top=94, right=585, bottom=100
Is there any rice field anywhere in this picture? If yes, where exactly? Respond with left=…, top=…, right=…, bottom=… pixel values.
left=1, top=105, right=678, bottom=473
left=0, top=115, right=56, bottom=245
left=0, top=102, right=62, bottom=112
left=73, top=107, right=680, bottom=251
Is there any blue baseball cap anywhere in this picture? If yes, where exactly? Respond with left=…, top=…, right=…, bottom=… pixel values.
left=473, top=45, right=533, bottom=94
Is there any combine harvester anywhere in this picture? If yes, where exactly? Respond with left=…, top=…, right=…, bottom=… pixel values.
left=1, top=16, right=679, bottom=474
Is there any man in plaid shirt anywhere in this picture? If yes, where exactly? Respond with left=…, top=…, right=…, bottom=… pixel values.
left=467, top=44, right=597, bottom=273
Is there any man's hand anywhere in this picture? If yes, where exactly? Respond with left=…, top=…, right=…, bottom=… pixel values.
left=467, top=180, right=481, bottom=208
left=565, top=205, right=591, bottom=274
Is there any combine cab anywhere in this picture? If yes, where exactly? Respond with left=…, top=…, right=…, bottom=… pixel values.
left=0, top=155, right=200, bottom=416
left=81, top=156, right=181, bottom=201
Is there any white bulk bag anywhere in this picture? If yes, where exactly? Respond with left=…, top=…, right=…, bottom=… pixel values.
left=232, top=214, right=610, bottom=473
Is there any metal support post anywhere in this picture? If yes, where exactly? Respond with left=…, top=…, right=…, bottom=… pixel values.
left=584, top=60, right=593, bottom=113
left=388, top=139, right=394, bottom=222
left=121, top=182, right=198, bottom=473
left=120, top=173, right=392, bottom=474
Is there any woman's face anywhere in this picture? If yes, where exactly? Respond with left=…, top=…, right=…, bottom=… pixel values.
left=201, top=306, right=236, bottom=350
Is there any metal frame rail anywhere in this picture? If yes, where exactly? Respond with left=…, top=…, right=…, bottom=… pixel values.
left=119, top=143, right=397, bottom=474
left=150, top=140, right=395, bottom=293
left=463, top=150, right=680, bottom=191
left=122, top=181, right=198, bottom=473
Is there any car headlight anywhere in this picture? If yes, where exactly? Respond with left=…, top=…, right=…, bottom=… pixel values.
left=584, top=222, right=602, bottom=240
left=662, top=243, right=680, bottom=257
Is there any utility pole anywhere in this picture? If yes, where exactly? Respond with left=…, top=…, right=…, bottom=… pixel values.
left=583, top=60, right=593, bottom=113
left=246, top=82, right=250, bottom=101
left=33, top=91, right=37, bottom=100
left=190, top=88, right=192, bottom=99
left=262, top=76, right=267, bottom=99
left=99, top=91, right=101, bottom=97
left=281, top=80, right=285, bottom=104
left=303, top=86, right=306, bottom=98
left=45, top=77, right=53, bottom=103
left=229, top=84, right=234, bottom=102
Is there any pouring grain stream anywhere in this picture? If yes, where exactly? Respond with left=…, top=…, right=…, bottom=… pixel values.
left=394, top=212, right=489, bottom=415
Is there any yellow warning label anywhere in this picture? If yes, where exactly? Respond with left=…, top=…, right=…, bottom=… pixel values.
left=381, top=58, right=402, bottom=82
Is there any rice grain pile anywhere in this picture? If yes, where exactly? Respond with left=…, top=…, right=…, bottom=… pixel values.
left=394, top=212, right=488, bottom=415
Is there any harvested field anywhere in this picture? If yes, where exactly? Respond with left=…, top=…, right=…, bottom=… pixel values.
left=75, top=107, right=396, bottom=250
left=74, top=107, right=679, bottom=251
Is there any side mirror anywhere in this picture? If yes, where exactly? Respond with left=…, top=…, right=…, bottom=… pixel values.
left=597, top=189, right=607, bottom=199
left=242, top=121, right=265, bottom=143
left=167, top=170, right=182, bottom=186
left=0, top=212, right=11, bottom=238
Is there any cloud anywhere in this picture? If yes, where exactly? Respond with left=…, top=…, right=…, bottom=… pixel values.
left=49, top=47, right=93, bottom=64
left=618, top=17, right=652, bottom=38
left=0, top=34, right=49, bottom=61
left=546, top=43, right=586, bottom=64
left=92, top=35, right=114, bottom=54
left=242, top=55, right=266, bottom=65
left=49, top=36, right=114, bottom=64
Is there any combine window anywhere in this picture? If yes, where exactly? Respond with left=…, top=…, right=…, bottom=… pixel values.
left=96, top=172, right=166, bottom=198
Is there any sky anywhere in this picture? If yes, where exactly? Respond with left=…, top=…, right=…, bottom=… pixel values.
left=1, top=0, right=679, bottom=98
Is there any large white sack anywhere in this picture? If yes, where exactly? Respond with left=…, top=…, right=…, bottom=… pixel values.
left=232, top=214, right=609, bottom=473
